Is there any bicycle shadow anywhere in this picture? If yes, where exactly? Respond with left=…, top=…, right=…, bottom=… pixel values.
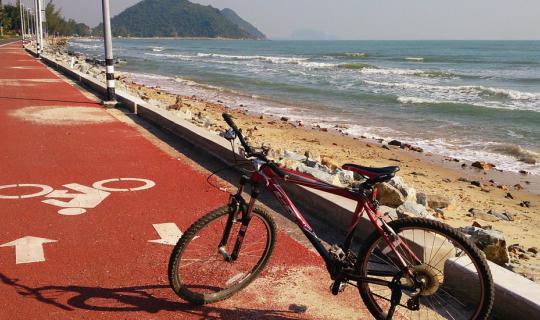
left=0, top=273, right=306, bottom=319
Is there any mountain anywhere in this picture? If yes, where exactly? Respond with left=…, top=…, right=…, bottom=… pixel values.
left=220, top=8, right=266, bottom=40
left=95, top=0, right=265, bottom=39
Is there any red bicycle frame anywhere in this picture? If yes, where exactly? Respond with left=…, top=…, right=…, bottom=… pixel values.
left=245, top=162, right=420, bottom=277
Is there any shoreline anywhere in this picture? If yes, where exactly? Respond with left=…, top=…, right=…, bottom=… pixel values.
left=41, top=40, right=540, bottom=283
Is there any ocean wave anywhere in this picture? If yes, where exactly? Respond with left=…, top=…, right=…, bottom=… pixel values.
left=489, top=144, right=540, bottom=164
left=397, top=96, right=456, bottom=105
left=479, top=87, right=540, bottom=101
left=298, top=61, right=337, bottom=69
left=196, top=53, right=309, bottom=65
left=144, top=52, right=193, bottom=60
left=365, top=80, right=540, bottom=101
left=152, top=47, right=164, bottom=52
left=332, top=52, right=369, bottom=58
left=414, top=70, right=459, bottom=78
left=405, top=57, right=424, bottom=61
left=338, top=63, right=374, bottom=70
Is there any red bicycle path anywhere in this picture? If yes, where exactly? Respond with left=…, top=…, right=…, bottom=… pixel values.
left=0, top=42, right=368, bottom=319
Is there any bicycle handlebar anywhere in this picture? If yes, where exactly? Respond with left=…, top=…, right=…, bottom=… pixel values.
left=222, top=113, right=285, bottom=179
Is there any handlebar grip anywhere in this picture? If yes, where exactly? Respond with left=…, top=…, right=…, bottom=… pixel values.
left=222, top=113, right=238, bottom=132
left=222, top=113, right=253, bottom=154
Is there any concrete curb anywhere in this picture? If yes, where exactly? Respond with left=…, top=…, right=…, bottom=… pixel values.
left=28, top=47, right=540, bottom=320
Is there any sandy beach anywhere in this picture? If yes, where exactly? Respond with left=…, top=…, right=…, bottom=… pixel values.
left=42, top=40, right=540, bottom=282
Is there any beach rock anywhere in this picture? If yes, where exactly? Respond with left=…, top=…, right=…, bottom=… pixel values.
left=382, top=145, right=390, bottom=150
left=514, top=184, right=523, bottom=190
left=295, top=164, right=342, bottom=186
left=519, top=170, right=528, bottom=175
left=379, top=206, right=398, bottom=220
left=487, top=209, right=514, bottom=222
left=388, top=140, right=402, bottom=147
left=280, top=116, right=289, bottom=122
left=416, top=192, right=428, bottom=206
left=304, top=150, right=321, bottom=167
left=283, top=150, right=305, bottom=162
left=321, top=157, right=339, bottom=172
left=468, top=208, right=500, bottom=222
left=471, top=161, right=496, bottom=171
left=336, top=169, right=355, bottom=186
left=505, top=192, right=514, bottom=199
left=376, top=183, right=405, bottom=208
left=427, top=194, right=453, bottom=210
left=389, top=176, right=414, bottom=200
left=433, top=208, right=445, bottom=219
left=396, top=201, right=435, bottom=219
left=460, top=226, right=509, bottom=265
left=519, top=201, right=531, bottom=208
left=471, top=181, right=482, bottom=187
left=458, top=177, right=471, bottom=183
left=279, top=159, right=302, bottom=171
left=528, top=247, right=539, bottom=254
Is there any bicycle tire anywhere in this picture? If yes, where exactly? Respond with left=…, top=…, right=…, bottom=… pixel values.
left=168, top=205, right=277, bottom=305
left=356, top=218, right=494, bottom=320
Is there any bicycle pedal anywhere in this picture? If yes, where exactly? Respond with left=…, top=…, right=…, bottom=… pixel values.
left=330, top=281, right=347, bottom=295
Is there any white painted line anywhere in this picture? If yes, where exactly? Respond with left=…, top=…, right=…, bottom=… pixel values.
left=93, top=178, right=156, bottom=192
left=0, top=236, right=57, bottom=264
left=0, top=184, right=54, bottom=199
left=9, top=66, right=41, bottom=69
left=148, top=223, right=183, bottom=245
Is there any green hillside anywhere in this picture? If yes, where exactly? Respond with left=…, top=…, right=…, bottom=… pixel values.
left=97, top=0, right=265, bottom=39
left=220, top=8, right=266, bottom=40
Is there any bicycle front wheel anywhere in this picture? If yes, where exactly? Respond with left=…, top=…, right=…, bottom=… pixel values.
left=168, top=205, right=276, bottom=305
left=356, top=218, right=494, bottom=320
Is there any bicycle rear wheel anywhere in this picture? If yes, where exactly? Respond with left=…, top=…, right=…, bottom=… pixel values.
left=356, top=218, right=494, bottom=320
left=168, top=205, right=276, bottom=305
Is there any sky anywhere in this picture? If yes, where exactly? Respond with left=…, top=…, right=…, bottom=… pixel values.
left=13, top=0, right=540, bottom=40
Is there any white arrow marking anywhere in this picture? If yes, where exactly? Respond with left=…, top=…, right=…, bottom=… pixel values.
left=42, top=183, right=111, bottom=215
left=149, top=223, right=184, bottom=245
left=0, top=236, right=57, bottom=264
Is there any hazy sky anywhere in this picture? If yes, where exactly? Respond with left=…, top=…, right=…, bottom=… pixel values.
left=14, top=0, right=540, bottom=40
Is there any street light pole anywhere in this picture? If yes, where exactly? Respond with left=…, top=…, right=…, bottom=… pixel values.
left=20, top=3, right=25, bottom=44
left=101, top=0, right=116, bottom=104
left=33, top=0, right=42, bottom=57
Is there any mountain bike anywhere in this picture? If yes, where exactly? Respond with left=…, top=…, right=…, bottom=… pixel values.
left=168, top=113, right=494, bottom=319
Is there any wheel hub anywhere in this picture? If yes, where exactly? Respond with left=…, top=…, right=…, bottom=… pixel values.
left=411, top=264, right=441, bottom=296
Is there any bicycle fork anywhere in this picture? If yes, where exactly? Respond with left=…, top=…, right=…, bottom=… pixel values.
left=218, top=176, right=260, bottom=262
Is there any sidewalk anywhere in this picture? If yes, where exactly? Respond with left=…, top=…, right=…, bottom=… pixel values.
left=0, top=42, right=367, bottom=319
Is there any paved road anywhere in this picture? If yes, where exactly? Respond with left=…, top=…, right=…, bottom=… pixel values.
left=0, top=42, right=368, bottom=319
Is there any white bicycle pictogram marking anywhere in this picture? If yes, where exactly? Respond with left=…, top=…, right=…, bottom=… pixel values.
left=0, top=178, right=156, bottom=215
left=0, top=184, right=54, bottom=199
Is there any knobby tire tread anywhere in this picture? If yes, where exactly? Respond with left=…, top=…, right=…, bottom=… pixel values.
left=357, top=218, right=494, bottom=320
left=168, top=205, right=277, bottom=305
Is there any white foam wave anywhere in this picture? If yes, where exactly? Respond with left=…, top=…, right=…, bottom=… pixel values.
left=365, top=81, right=540, bottom=102
left=360, top=68, right=421, bottom=76
left=405, top=57, right=424, bottom=61
left=398, top=96, right=450, bottom=105
left=197, top=52, right=309, bottom=65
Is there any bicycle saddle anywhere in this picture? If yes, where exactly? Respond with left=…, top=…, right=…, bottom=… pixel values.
left=342, top=163, right=399, bottom=183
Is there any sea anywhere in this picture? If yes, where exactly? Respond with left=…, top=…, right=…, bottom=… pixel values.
left=69, top=39, right=540, bottom=175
